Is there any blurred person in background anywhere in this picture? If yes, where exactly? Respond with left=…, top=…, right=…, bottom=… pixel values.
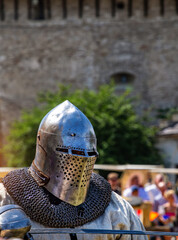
left=107, top=172, right=121, bottom=195
left=158, top=190, right=178, bottom=240
left=131, top=186, right=139, bottom=197
left=145, top=174, right=164, bottom=203
left=123, top=175, right=150, bottom=201
left=153, top=181, right=167, bottom=212
left=126, top=185, right=143, bottom=207
left=153, top=181, right=178, bottom=212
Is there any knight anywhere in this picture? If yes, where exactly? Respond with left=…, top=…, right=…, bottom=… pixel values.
left=0, top=100, right=147, bottom=240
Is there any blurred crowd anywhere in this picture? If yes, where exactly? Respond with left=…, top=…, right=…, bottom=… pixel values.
left=107, top=172, right=178, bottom=239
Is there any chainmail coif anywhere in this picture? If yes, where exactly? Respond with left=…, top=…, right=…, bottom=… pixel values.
left=2, top=168, right=111, bottom=228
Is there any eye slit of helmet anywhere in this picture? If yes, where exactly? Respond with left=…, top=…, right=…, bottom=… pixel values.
left=88, top=151, right=97, bottom=156
left=72, top=150, right=85, bottom=156
left=56, top=148, right=68, bottom=153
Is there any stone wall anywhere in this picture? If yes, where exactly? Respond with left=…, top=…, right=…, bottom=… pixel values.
left=0, top=0, right=178, bottom=165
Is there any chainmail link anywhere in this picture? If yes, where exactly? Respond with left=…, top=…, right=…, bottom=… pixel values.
left=2, top=168, right=111, bottom=228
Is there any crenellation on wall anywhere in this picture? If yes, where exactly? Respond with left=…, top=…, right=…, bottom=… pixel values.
left=0, top=0, right=178, bottom=23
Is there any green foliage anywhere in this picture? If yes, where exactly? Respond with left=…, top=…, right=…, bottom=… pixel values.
left=157, top=107, right=178, bottom=120
left=3, top=84, right=163, bottom=167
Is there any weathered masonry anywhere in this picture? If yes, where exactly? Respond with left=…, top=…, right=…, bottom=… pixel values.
left=0, top=0, right=178, bottom=165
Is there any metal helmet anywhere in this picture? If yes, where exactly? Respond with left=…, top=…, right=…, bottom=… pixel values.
left=29, top=100, right=98, bottom=206
left=0, top=205, right=31, bottom=239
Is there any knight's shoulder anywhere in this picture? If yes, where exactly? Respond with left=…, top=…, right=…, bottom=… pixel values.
left=111, top=191, right=130, bottom=204
left=0, top=182, right=6, bottom=192
left=0, top=182, right=15, bottom=205
left=110, top=192, right=138, bottom=215
left=0, top=182, right=8, bottom=201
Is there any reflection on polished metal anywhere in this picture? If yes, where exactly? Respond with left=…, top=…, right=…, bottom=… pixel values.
left=0, top=204, right=31, bottom=239
left=29, top=100, right=98, bottom=206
